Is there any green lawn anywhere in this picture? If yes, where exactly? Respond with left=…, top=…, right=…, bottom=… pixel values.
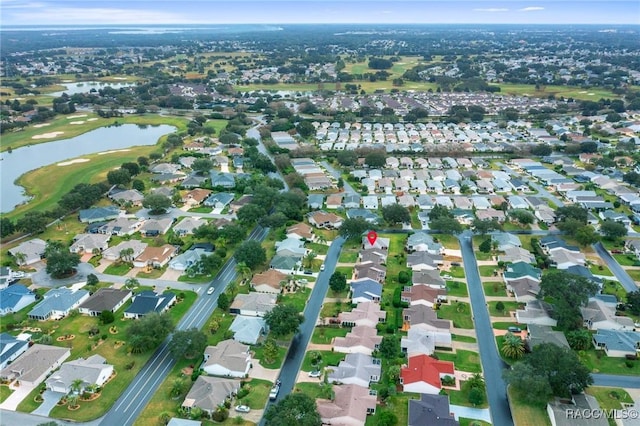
left=103, top=262, right=133, bottom=276
left=613, top=254, right=640, bottom=267
left=452, top=334, right=477, bottom=343
left=508, top=386, right=552, bottom=426
left=495, top=83, right=622, bottom=101
left=488, top=301, right=522, bottom=317
left=438, top=302, right=474, bottom=329
left=252, top=342, right=287, bottom=370
left=365, top=393, right=417, bottom=426
left=307, top=242, right=329, bottom=256
left=433, top=234, right=459, bottom=250
left=478, top=265, right=500, bottom=277
left=493, top=321, right=523, bottom=330
left=483, top=281, right=508, bottom=297
left=0, top=385, right=13, bottom=403
left=205, top=308, right=236, bottom=346
left=338, top=249, right=359, bottom=264
left=447, top=386, right=489, bottom=408
left=311, top=326, right=350, bottom=344
left=320, top=302, right=351, bottom=320
left=446, top=281, right=468, bottom=297
left=589, top=264, right=614, bottom=277
left=578, top=350, right=640, bottom=375
left=301, top=350, right=344, bottom=372
left=187, top=206, right=212, bottom=213
left=236, top=378, right=273, bottom=409
left=334, top=266, right=353, bottom=279
left=434, top=349, right=482, bottom=373
left=601, top=280, right=628, bottom=303
left=136, top=268, right=165, bottom=279
left=178, top=273, right=213, bottom=283
left=585, top=387, right=634, bottom=410
left=280, top=288, right=311, bottom=312
left=460, top=419, right=491, bottom=426
left=293, top=382, right=333, bottom=400
left=627, top=269, right=640, bottom=282
left=449, top=266, right=466, bottom=279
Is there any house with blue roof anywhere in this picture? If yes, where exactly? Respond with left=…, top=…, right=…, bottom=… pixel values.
left=210, top=172, right=236, bottom=189
left=229, top=315, right=267, bottom=345
left=0, top=285, right=36, bottom=316
left=28, top=288, right=90, bottom=321
left=124, top=291, right=176, bottom=319
left=204, top=192, right=235, bottom=209
left=492, top=232, right=522, bottom=251
left=0, top=333, right=30, bottom=369
left=78, top=206, right=120, bottom=223
left=503, top=262, right=541, bottom=283
left=593, top=329, right=640, bottom=358
left=350, top=278, right=382, bottom=304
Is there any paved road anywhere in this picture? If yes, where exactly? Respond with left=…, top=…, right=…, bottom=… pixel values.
left=247, top=120, right=289, bottom=191
left=593, top=242, right=638, bottom=293
left=497, top=161, right=566, bottom=208
left=592, top=374, right=640, bottom=388
left=459, top=230, right=514, bottom=426
left=321, top=160, right=357, bottom=195
left=99, top=225, right=270, bottom=426
left=258, top=237, right=345, bottom=425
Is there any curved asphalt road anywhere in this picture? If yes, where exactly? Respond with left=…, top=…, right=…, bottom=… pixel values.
left=258, top=237, right=345, bottom=426
left=593, top=242, right=638, bottom=293
left=459, top=231, right=514, bottom=426
left=99, top=225, right=270, bottom=426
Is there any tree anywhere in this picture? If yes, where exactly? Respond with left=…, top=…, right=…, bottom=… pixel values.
left=538, top=270, right=599, bottom=330
left=336, top=150, right=357, bottom=167
left=304, top=251, right=317, bottom=269
left=264, top=393, right=321, bottom=426
left=627, top=290, right=640, bottom=316
left=170, top=378, right=186, bottom=398
left=503, top=362, right=553, bottom=404
left=339, top=217, right=371, bottom=241
left=16, top=211, right=48, bottom=234
left=296, top=120, right=315, bottom=138
left=479, top=239, right=492, bottom=253
left=100, top=310, right=115, bottom=325
left=600, top=220, right=628, bottom=241
left=262, top=338, right=279, bottom=364
left=237, top=204, right=267, bottom=225
left=566, top=329, right=592, bottom=350
left=501, top=332, right=525, bottom=360
left=126, top=312, right=175, bottom=354
left=86, top=273, right=99, bottom=286
left=381, top=204, right=411, bottom=225
left=125, top=277, right=140, bottom=289
left=236, top=262, right=252, bottom=283
left=217, top=293, right=230, bottom=311
left=575, top=226, right=599, bottom=246
left=377, top=411, right=398, bottom=426
left=509, top=209, right=534, bottom=225
left=70, top=378, right=84, bottom=395
left=142, top=194, right=172, bottom=214
left=377, top=335, right=401, bottom=360
left=264, top=304, right=304, bottom=337
left=234, top=240, right=266, bottom=269
left=132, top=179, right=145, bottom=192
left=0, top=217, right=15, bottom=238
left=121, top=162, right=140, bottom=176
left=556, top=206, right=588, bottom=224
left=468, top=387, right=485, bottom=406
left=364, top=150, right=386, bottom=168
left=192, top=158, right=214, bottom=175
left=107, top=168, right=131, bottom=186
left=557, top=218, right=585, bottom=235
left=472, top=218, right=502, bottom=235
left=430, top=217, right=463, bottom=234
left=495, top=301, right=505, bottom=312
left=45, top=241, right=80, bottom=278
left=169, top=328, right=207, bottom=359
left=530, top=144, right=553, bottom=156
left=329, top=272, right=347, bottom=293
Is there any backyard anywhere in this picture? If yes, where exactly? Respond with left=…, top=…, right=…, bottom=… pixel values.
left=437, top=302, right=474, bottom=329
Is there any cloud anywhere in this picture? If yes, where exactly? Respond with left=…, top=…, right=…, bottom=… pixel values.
left=473, top=8, right=509, bottom=12
left=6, top=6, right=194, bottom=25
left=520, top=6, right=545, bottom=12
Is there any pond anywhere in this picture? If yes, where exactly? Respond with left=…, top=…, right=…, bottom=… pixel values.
left=48, top=81, right=136, bottom=97
left=0, top=124, right=175, bottom=213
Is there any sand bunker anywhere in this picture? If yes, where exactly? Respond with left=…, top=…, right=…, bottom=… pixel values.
left=70, top=121, right=85, bottom=125
left=32, top=123, right=51, bottom=128
left=67, top=114, right=88, bottom=119
left=588, top=93, right=595, bottom=96
left=98, top=149, right=131, bottom=155
left=32, top=131, right=64, bottom=139
left=112, top=77, right=128, bottom=80
left=87, top=118, right=98, bottom=121
left=57, top=158, right=90, bottom=166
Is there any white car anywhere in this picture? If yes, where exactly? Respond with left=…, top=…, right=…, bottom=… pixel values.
left=308, top=370, right=322, bottom=378
left=235, top=405, right=250, bottom=413
left=207, top=287, right=215, bottom=295
left=320, top=264, right=325, bottom=271
left=442, top=274, right=453, bottom=280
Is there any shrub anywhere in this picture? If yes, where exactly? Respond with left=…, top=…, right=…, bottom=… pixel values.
left=211, top=408, right=229, bottom=422
left=101, top=334, right=108, bottom=340
left=398, top=271, right=410, bottom=284
left=626, top=360, right=635, bottom=368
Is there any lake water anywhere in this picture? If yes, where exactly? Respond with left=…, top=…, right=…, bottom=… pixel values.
left=0, top=124, right=175, bottom=213
left=48, top=81, right=136, bottom=97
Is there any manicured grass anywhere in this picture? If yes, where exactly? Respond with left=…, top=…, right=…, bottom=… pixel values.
left=6, top=144, right=157, bottom=220
left=627, top=269, right=640, bottom=282
left=338, top=249, right=359, bottom=264
left=311, top=326, right=350, bottom=344
left=301, top=350, right=344, bottom=372
left=0, top=385, right=13, bottom=403
left=252, top=342, right=287, bottom=370
left=601, top=280, right=628, bottom=303
left=447, top=386, right=489, bottom=408
left=102, top=262, right=132, bottom=276
left=494, top=82, right=622, bottom=101
left=237, top=378, right=273, bottom=409
left=293, top=382, right=333, bottom=400
left=136, top=268, right=165, bottom=279
left=320, top=302, right=351, bottom=320
left=478, top=265, right=500, bottom=277
left=585, top=386, right=634, bottom=410
left=437, top=302, right=474, bottom=329
left=460, top=419, right=491, bottom=426
left=613, top=254, right=640, bottom=267
left=365, top=393, right=416, bottom=426
left=483, top=281, right=508, bottom=297
left=589, top=263, right=614, bottom=277
left=434, top=349, right=482, bottom=373
left=433, top=234, right=459, bottom=250
left=334, top=266, right=353, bottom=279
left=449, top=266, right=466, bottom=279
left=205, top=308, right=236, bottom=346
left=280, top=287, right=311, bottom=312
left=508, top=386, right=552, bottom=426
left=578, top=350, right=640, bottom=375
left=488, top=301, right=522, bottom=317
left=452, top=334, right=477, bottom=343
left=307, top=242, right=329, bottom=255
left=187, top=206, right=212, bottom=213
left=178, top=273, right=213, bottom=283
left=446, top=281, right=468, bottom=297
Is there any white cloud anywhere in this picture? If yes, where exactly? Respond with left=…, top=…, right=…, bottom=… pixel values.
left=473, top=8, right=509, bottom=13
left=520, top=7, right=545, bottom=12
left=6, top=6, right=194, bottom=25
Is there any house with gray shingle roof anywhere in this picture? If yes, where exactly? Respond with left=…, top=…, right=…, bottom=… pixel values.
left=229, top=293, right=277, bottom=317
left=28, top=288, right=90, bottom=321
left=69, top=233, right=110, bottom=254
left=408, top=394, right=459, bottom=426
left=124, top=291, right=176, bottom=319
left=173, top=217, right=208, bottom=236
left=0, top=344, right=71, bottom=386
left=202, top=340, right=251, bottom=378
left=182, top=376, right=241, bottom=415
left=8, top=238, right=46, bottom=266
left=45, top=354, right=113, bottom=394
left=78, top=288, right=132, bottom=317
left=406, top=232, right=443, bottom=255
left=526, top=324, right=570, bottom=350
left=327, top=353, right=381, bottom=388
left=229, top=315, right=267, bottom=345
left=203, top=192, right=234, bottom=209
left=0, top=333, right=30, bottom=369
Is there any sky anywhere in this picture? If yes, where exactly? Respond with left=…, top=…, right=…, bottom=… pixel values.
left=1, top=0, right=639, bottom=26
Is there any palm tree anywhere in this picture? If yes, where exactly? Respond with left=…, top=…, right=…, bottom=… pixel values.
left=70, top=379, right=84, bottom=395
left=14, top=252, right=27, bottom=266
left=464, top=373, right=486, bottom=392
left=67, top=394, right=80, bottom=409
left=501, top=332, right=525, bottom=360
left=304, top=251, right=317, bottom=269
left=227, top=280, right=238, bottom=298
left=235, top=262, right=252, bottom=284
left=316, top=234, right=327, bottom=245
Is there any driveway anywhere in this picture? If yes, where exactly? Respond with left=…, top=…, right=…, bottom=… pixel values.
left=250, top=363, right=279, bottom=383
left=31, top=390, right=65, bottom=416
left=450, top=404, right=492, bottom=423
left=0, top=383, right=35, bottom=411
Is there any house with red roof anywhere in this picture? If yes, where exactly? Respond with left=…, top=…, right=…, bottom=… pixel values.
left=400, top=354, right=455, bottom=394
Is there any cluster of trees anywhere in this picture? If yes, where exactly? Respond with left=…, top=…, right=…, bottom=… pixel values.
left=126, top=312, right=175, bottom=354
left=538, top=270, right=600, bottom=330
left=44, top=240, right=81, bottom=278
left=428, top=205, right=463, bottom=234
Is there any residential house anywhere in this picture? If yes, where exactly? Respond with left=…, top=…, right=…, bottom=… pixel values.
left=308, top=211, right=343, bottom=229
left=250, top=269, right=287, bottom=294
left=275, top=238, right=307, bottom=258
left=269, top=255, right=301, bottom=275
left=210, top=172, right=236, bottom=188
left=406, top=232, right=444, bottom=255
left=400, top=354, right=455, bottom=394
left=581, top=298, right=635, bottom=331
left=492, top=233, right=522, bottom=251
left=78, top=288, right=132, bottom=317
left=327, top=353, right=381, bottom=388
left=0, top=285, right=37, bottom=316
left=182, top=376, right=241, bottom=416
left=229, top=293, right=277, bottom=317
left=102, top=240, right=148, bottom=262
left=406, top=252, right=443, bottom=271
left=307, top=194, right=325, bottom=210
left=181, top=189, right=212, bottom=207
left=317, top=384, right=377, bottom=426
left=408, top=394, right=459, bottom=426
left=325, top=194, right=343, bottom=210
left=503, top=262, right=542, bottom=283
left=28, top=288, right=90, bottom=321
left=78, top=206, right=120, bottom=223
left=45, top=355, right=113, bottom=394
left=475, top=208, right=506, bottom=222
left=8, top=238, right=46, bottom=266
left=229, top=315, right=267, bottom=345
left=358, top=248, right=388, bottom=265
left=625, top=239, right=640, bottom=259
left=548, top=247, right=586, bottom=269
left=173, top=217, right=208, bottom=236
left=95, top=217, right=143, bottom=236
left=402, top=305, right=452, bottom=347
left=506, top=277, right=540, bottom=303
left=592, top=329, right=640, bottom=358
left=547, top=394, right=608, bottom=426
left=333, top=325, right=383, bottom=355
left=339, top=302, right=386, bottom=328
left=0, top=344, right=70, bottom=387
left=401, top=286, right=447, bottom=308
left=286, top=223, right=314, bottom=241
left=499, top=246, right=535, bottom=265
left=0, top=333, right=30, bottom=369
left=229, top=195, right=253, bottom=214
left=515, top=300, right=557, bottom=327
left=169, top=246, right=212, bottom=272
left=140, top=218, right=173, bottom=237
left=203, top=192, right=234, bottom=210
left=69, top=233, right=110, bottom=254
left=133, top=245, right=177, bottom=269
left=124, top=291, right=176, bottom=319
left=109, top=188, right=144, bottom=206
left=526, top=324, right=570, bottom=350
left=362, top=236, right=390, bottom=251
left=411, top=269, right=445, bottom=288
left=343, top=194, right=362, bottom=209
left=353, top=262, right=386, bottom=283
left=362, top=195, right=379, bottom=210
left=202, top=340, right=251, bottom=377
left=401, top=327, right=437, bottom=356
left=346, top=209, right=379, bottom=224
left=350, top=278, right=382, bottom=303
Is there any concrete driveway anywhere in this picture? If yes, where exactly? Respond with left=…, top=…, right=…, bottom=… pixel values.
left=31, top=390, right=65, bottom=416
left=450, top=404, right=492, bottom=423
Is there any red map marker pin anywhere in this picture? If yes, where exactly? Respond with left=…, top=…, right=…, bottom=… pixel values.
left=367, top=230, right=378, bottom=246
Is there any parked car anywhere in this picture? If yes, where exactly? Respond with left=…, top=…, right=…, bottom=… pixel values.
left=610, top=249, right=624, bottom=254
left=269, top=382, right=280, bottom=400
left=320, top=264, right=325, bottom=271
left=308, top=370, right=322, bottom=378
left=207, top=287, right=215, bottom=295
left=508, top=326, right=521, bottom=333
left=234, top=405, right=250, bottom=413
left=442, top=274, right=453, bottom=280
